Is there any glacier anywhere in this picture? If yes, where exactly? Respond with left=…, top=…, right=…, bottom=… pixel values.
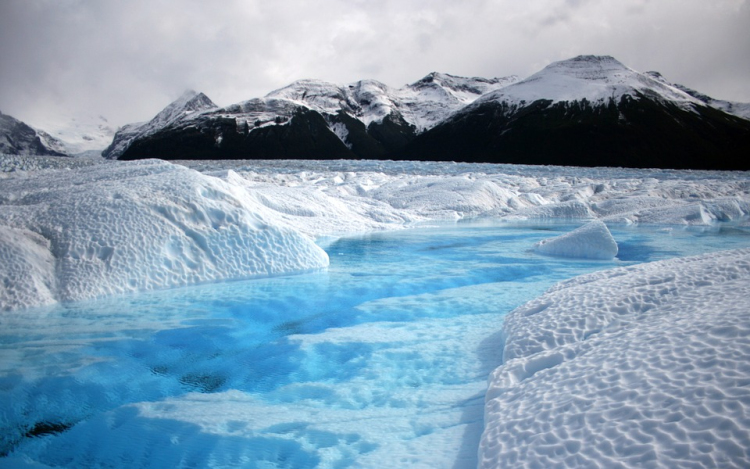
left=3, top=156, right=750, bottom=310
left=2, top=155, right=750, bottom=468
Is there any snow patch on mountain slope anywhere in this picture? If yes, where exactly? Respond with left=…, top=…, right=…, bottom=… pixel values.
left=0, top=112, right=68, bottom=156
left=474, top=55, right=703, bottom=111
left=645, top=71, right=750, bottom=121
left=265, top=73, right=518, bottom=131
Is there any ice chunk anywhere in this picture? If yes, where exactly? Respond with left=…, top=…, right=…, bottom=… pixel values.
left=533, top=220, right=618, bottom=260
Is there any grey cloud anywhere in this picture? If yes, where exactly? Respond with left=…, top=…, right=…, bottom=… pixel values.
left=0, top=0, right=748, bottom=130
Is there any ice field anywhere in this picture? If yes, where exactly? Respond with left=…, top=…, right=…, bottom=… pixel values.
left=2, top=156, right=750, bottom=467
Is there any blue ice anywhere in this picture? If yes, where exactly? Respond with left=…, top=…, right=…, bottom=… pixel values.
left=2, top=221, right=750, bottom=468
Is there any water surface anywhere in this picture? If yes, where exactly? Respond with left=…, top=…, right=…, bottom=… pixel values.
left=2, top=221, right=750, bottom=468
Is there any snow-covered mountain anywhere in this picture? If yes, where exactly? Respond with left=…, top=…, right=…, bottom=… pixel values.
left=107, top=56, right=750, bottom=169
left=107, top=73, right=516, bottom=160
left=102, top=90, right=218, bottom=159
left=400, top=55, right=750, bottom=169
left=0, top=111, right=68, bottom=157
left=264, top=72, right=518, bottom=131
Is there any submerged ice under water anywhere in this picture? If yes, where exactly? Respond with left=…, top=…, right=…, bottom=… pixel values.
left=2, top=221, right=750, bottom=468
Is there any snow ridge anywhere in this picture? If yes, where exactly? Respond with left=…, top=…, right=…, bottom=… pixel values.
left=264, top=73, right=517, bottom=131
left=645, top=71, right=750, bottom=120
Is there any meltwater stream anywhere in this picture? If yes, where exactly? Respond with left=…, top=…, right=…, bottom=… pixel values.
left=2, top=222, right=750, bottom=468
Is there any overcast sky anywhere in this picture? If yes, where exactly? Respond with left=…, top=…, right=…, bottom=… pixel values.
left=1, top=0, right=748, bottom=129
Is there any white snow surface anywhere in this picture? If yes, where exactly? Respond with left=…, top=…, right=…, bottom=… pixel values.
left=3, top=157, right=750, bottom=311
left=534, top=220, right=618, bottom=260
left=481, top=248, right=750, bottom=468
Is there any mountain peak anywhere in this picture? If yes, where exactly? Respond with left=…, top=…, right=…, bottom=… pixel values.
left=149, top=91, right=217, bottom=128
left=540, top=55, right=632, bottom=81
left=473, top=54, right=700, bottom=108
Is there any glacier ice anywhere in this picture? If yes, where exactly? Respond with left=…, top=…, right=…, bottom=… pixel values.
left=2, top=156, right=750, bottom=468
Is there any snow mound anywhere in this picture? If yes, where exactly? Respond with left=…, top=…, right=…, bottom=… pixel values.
left=0, top=160, right=328, bottom=310
left=533, top=220, right=618, bottom=260
left=480, top=248, right=750, bottom=468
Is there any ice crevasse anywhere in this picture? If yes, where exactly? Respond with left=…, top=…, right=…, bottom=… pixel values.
left=0, top=159, right=329, bottom=310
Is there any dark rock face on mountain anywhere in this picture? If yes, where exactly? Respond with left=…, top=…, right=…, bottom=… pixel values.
left=109, top=56, right=750, bottom=170
left=397, top=94, right=750, bottom=170
left=0, top=112, right=68, bottom=156
left=119, top=108, right=355, bottom=160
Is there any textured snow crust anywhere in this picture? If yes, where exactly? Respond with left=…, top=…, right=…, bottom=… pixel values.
left=2, top=157, right=750, bottom=468
left=481, top=248, right=750, bottom=468
left=0, top=159, right=328, bottom=310
left=533, top=220, right=618, bottom=260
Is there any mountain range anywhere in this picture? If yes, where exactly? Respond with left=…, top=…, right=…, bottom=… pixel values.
left=3, top=55, right=750, bottom=169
